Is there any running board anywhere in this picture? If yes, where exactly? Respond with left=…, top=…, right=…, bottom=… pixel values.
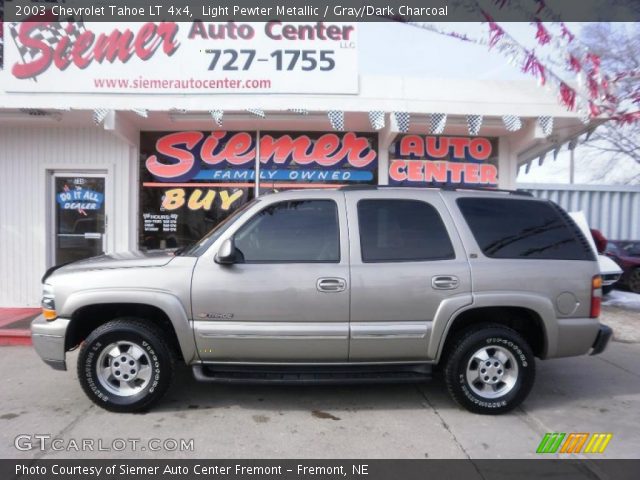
left=192, top=363, right=432, bottom=385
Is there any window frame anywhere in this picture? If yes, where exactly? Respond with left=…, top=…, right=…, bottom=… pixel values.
left=232, top=198, right=342, bottom=264
left=356, top=198, right=456, bottom=264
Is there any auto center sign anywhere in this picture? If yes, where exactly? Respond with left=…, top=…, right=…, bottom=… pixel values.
left=389, top=135, right=499, bottom=187
left=3, top=21, right=358, bottom=94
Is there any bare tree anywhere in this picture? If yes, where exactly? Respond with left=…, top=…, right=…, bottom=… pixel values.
left=580, top=23, right=640, bottom=180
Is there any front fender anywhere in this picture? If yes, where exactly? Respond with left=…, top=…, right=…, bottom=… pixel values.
left=61, top=288, right=197, bottom=364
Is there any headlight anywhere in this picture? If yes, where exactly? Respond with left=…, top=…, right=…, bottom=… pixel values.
left=41, top=284, right=57, bottom=321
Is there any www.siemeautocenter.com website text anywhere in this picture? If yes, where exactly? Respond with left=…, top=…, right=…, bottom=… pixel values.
left=14, top=4, right=448, bottom=20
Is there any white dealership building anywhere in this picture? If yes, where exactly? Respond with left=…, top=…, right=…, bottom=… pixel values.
left=0, top=21, right=599, bottom=306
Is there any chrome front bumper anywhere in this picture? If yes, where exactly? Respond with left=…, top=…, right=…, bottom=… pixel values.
left=31, top=314, right=70, bottom=371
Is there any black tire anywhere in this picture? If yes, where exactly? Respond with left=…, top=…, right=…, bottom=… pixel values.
left=77, top=318, right=175, bottom=413
left=443, top=324, right=535, bottom=415
left=628, top=268, right=640, bottom=294
left=602, top=285, right=613, bottom=295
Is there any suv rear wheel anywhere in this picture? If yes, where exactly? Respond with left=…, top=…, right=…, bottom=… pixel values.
left=443, top=325, right=535, bottom=414
left=77, top=318, right=175, bottom=413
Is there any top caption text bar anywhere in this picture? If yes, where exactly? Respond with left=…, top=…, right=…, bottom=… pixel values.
left=3, top=0, right=640, bottom=22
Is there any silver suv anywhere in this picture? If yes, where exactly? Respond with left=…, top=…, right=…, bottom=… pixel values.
left=32, top=187, right=612, bottom=414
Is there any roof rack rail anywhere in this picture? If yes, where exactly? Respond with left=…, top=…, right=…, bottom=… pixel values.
left=339, top=185, right=533, bottom=196
left=440, top=185, right=533, bottom=197
left=338, top=185, right=379, bottom=191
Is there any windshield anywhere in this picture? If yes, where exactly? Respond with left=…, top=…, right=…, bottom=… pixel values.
left=177, top=198, right=260, bottom=256
left=621, top=241, right=640, bottom=257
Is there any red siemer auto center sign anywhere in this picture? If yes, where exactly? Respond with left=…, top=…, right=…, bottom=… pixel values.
left=3, top=21, right=358, bottom=94
left=389, top=135, right=499, bottom=186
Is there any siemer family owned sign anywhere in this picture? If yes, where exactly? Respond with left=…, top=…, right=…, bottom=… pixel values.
left=3, top=21, right=358, bottom=94
left=143, top=130, right=378, bottom=185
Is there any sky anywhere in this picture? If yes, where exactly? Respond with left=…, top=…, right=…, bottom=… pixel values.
left=358, top=22, right=640, bottom=186
left=359, top=22, right=546, bottom=79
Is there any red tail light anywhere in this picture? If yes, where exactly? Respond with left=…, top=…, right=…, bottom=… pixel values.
left=590, top=275, right=602, bottom=318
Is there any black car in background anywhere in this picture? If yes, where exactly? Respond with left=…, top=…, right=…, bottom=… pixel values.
left=605, top=241, right=640, bottom=293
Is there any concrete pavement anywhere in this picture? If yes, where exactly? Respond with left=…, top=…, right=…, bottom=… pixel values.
left=0, top=341, right=638, bottom=459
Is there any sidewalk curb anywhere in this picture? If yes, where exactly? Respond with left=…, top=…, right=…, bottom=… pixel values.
left=0, top=329, right=32, bottom=346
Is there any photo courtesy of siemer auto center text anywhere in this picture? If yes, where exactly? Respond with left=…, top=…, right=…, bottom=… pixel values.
left=0, top=0, right=639, bottom=479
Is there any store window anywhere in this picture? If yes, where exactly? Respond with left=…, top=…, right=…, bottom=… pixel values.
left=139, top=131, right=377, bottom=249
left=139, top=131, right=254, bottom=249
left=234, top=200, right=340, bottom=263
left=357, top=200, right=455, bottom=262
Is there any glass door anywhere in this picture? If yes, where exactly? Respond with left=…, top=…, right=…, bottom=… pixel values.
left=52, top=174, right=107, bottom=265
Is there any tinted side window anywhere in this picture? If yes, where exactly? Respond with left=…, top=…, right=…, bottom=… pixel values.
left=457, top=198, right=593, bottom=260
left=358, top=199, right=455, bottom=262
left=234, top=200, right=339, bottom=263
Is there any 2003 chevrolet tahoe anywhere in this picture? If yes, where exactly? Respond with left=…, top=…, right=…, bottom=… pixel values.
left=32, top=186, right=612, bottom=414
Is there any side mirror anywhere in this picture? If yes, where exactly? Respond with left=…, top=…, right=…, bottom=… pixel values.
left=215, top=238, right=236, bottom=265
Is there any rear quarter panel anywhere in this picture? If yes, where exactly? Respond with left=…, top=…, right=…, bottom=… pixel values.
left=441, top=191, right=600, bottom=358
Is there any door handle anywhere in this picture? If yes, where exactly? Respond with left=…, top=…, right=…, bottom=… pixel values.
left=432, top=275, right=459, bottom=290
left=317, top=278, right=347, bottom=293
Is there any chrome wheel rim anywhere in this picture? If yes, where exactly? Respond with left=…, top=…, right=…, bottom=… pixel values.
left=466, top=345, right=519, bottom=399
left=96, top=341, right=152, bottom=397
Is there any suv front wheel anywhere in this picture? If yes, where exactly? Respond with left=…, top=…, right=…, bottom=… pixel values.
left=443, top=325, right=536, bottom=414
left=77, top=318, right=175, bottom=412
